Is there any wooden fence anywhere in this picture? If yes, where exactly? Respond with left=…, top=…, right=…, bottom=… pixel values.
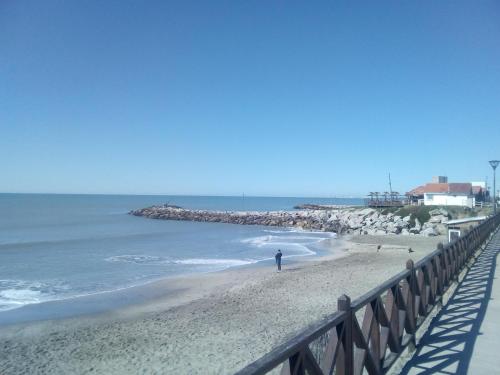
left=236, top=213, right=500, bottom=375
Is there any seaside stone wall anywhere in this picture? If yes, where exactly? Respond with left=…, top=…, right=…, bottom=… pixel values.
left=130, top=206, right=451, bottom=236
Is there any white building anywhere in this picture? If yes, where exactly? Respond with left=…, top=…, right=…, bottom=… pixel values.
left=408, top=182, right=475, bottom=208
left=424, top=192, right=474, bottom=207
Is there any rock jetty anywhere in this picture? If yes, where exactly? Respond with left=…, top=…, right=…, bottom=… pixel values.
left=129, top=205, right=451, bottom=236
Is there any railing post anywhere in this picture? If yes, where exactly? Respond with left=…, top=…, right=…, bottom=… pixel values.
left=435, top=243, right=444, bottom=296
left=337, top=295, right=353, bottom=375
left=469, top=225, right=475, bottom=252
left=287, top=352, right=304, bottom=375
left=405, top=259, right=417, bottom=339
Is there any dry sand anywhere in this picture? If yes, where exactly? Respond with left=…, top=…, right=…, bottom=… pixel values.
left=0, top=235, right=445, bottom=375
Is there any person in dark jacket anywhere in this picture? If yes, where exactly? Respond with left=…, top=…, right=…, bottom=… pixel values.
left=275, top=249, right=282, bottom=272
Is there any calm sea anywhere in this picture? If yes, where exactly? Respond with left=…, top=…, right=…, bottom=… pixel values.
left=0, top=194, right=363, bottom=324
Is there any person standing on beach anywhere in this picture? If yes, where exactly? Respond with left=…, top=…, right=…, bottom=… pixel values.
left=275, top=249, right=282, bottom=272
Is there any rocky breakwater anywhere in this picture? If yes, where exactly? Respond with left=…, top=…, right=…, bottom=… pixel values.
left=350, top=207, right=450, bottom=237
left=129, top=205, right=450, bottom=236
left=130, top=205, right=346, bottom=232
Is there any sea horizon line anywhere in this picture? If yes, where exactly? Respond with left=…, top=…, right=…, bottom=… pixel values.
left=0, top=192, right=366, bottom=199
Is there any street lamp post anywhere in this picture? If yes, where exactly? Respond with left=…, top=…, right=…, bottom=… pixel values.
left=489, top=160, right=500, bottom=214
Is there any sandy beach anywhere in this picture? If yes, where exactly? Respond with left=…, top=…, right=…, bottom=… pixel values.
left=0, top=234, right=445, bottom=375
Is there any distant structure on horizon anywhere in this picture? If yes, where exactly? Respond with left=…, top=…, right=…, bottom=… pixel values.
left=406, top=176, right=487, bottom=208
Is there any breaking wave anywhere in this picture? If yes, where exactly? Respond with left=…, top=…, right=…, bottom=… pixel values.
left=105, top=255, right=256, bottom=268
left=238, top=228, right=336, bottom=261
left=0, top=279, right=70, bottom=312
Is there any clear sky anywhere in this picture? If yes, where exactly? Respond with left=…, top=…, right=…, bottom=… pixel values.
left=1, top=1, right=499, bottom=197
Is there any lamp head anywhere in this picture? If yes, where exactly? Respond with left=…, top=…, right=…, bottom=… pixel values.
left=489, top=160, right=500, bottom=170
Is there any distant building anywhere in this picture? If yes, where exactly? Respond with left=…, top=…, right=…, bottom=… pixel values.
left=423, top=183, right=473, bottom=207
left=407, top=177, right=475, bottom=207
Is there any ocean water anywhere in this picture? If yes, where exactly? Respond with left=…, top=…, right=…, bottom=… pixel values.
left=0, top=194, right=362, bottom=323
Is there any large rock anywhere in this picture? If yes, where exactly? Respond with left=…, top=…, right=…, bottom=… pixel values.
left=429, top=215, right=447, bottom=224
left=410, top=218, right=422, bottom=233
left=438, top=208, right=449, bottom=217
left=422, top=221, right=436, bottom=230
left=386, top=223, right=401, bottom=234
left=394, top=219, right=408, bottom=229
left=429, top=209, right=440, bottom=216
left=415, top=218, right=421, bottom=228
left=421, top=227, right=438, bottom=237
left=317, top=212, right=329, bottom=221
left=429, top=208, right=449, bottom=217
left=435, top=224, right=448, bottom=235
left=327, top=214, right=338, bottom=222
left=348, top=218, right=363, bottom=229
left=358, top=208, right=376, bottom=218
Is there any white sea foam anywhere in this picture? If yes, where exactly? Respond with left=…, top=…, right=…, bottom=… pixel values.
left=105, top=255, right=256, bottom=268
left=267, top=228, right=337, bottom=237
left=239, top=228, right=336, bottom=259
left=262, top=229, right=297, bottom=234
left=0, top=279, right=70, bottom=312
left=240, top=235, right=274, bottom=247
left=105, top=255, right=170, bottom=265
left=0, top=289, right=42, bottom=305
left=240, top=234, right=331, bottom=246
left=261, top=242, right=317, bottom=257
left=174, top=258, right=255, bottom=266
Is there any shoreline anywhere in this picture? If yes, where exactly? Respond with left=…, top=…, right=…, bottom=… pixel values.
left=0, top=227, right=336, bottom=325
left=0, top=232, right=339, bottom=326
left=0, top=234, right=446, bottom=374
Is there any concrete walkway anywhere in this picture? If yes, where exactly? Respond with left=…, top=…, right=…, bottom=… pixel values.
left=400, top=229, right=500, bottom=374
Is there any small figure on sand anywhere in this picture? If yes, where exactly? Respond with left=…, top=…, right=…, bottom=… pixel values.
left=275, top=249, right=282, bottom=272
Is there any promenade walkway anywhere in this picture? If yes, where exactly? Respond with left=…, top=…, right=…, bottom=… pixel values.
left=401, top=229, right=500, bottom=374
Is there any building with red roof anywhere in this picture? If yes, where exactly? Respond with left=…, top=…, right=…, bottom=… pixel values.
left=406, top=177, right=478, bottom=207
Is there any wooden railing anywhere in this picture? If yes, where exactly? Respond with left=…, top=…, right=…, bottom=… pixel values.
left=236, top=213, right=500, bottom=375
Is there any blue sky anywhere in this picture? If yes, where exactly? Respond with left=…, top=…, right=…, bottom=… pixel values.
left=1, top=1, right=499, bottom=197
